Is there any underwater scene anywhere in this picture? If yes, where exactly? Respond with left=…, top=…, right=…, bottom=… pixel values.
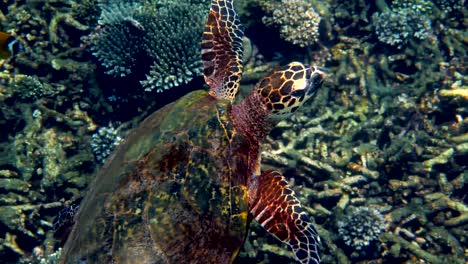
left=0, top=0, right=466, bottom=263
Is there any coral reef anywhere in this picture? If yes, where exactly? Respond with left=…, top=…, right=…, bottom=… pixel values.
left=0, top=0, right=466, bottom=263
left=241, top=81, right=467, bottom=262
left=90, top=0, right=207, bottom=92
left=235, top=0, right=466, bottom=262
left=38, top=247, right=61, bottom=264
left=337, top=206, right=387, bottom=250
left=0, top=102, right=97, bottom=261
left=89, top=1, right=145, bottom=78
left=0, top=0, right=102, bottom=262
left=90, top=123, right=123, bottom=163
left=373, top=7, right=432, bottom=47
left=11, top=74, right=62, bottom=100
left=254, top=0, right=321, bottom=47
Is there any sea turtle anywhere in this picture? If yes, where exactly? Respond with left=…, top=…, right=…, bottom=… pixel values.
left=60, top=0, right=327, bottom=263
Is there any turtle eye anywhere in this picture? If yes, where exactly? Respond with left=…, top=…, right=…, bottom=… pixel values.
left=290, top=89, right=305, bottom=98
left=306, top=74, right=323, bottom=96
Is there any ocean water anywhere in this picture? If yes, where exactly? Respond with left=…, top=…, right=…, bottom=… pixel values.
left=0, top=0, right=466, bottom=263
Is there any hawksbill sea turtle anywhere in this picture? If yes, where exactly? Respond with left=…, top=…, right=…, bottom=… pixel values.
left=59, top=0, right=327, bottom=263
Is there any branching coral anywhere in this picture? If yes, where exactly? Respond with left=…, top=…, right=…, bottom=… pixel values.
left=0, top=101, right=98, bottom=261
left=90, top=0, right=207, bottom=92
left=38, top=247, right=62, bottom=264
left=0, top=0, right=96, bottom=101
left=12, top=74, right=62, bottom=100
left=433, top=0, right=465, bottom=13
left=255, top=0, right=321, bottom=47
left=139, top=2, right=205, bottom=91
left=391, top=0, right=435, bottom=14
left=90, top=124, right=123, bottom=163
left=372, top=0, right=465, bottom=50
left=373, top=7, right=432, bottom=48
left=253, top=61, right=467, bottom=261
left=0, top=0, right=466, bottom=263
left=89, top=1, right=144, bottom=77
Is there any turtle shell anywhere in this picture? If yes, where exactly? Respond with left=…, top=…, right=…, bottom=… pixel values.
left=60, top=90, right=253, bottom=263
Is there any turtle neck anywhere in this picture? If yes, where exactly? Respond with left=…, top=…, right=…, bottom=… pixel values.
left=229, top=92, right=274, bottom=145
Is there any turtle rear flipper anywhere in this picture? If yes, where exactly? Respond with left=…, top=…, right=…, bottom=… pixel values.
left=249, top=171, right=321, bottom=264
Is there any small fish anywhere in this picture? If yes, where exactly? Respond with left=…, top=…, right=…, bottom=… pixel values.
left=0, top=31, right=24, bottom=59
left=123, top=18, right=145, bottom=34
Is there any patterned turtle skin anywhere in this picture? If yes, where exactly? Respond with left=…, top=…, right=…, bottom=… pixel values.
left=59, top=0, right=327, bottom=263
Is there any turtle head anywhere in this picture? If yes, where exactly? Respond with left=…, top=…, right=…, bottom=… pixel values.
left=255, top=62, right=328, bottom=120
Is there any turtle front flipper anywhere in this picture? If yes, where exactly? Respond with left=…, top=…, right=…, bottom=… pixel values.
left=249, top=170, right=321, bottom=264
left=201, top=0, right=244, bottom=101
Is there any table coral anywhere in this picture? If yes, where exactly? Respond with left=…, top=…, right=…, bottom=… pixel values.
left=90, top=0, right=207, bottom=92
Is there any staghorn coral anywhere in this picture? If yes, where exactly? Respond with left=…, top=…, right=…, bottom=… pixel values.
left=0, top=0, right=95, bottom=100
left=256, top=0, right=321, bottom=48
left=90, top=0, right=207, bottom=92
left=1, top=5, right=100, bottom=261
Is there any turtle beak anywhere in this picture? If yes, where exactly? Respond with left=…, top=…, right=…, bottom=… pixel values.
left=314, top=67, right=329, bottom=79
left=306, top=66, right=328, bottom=96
